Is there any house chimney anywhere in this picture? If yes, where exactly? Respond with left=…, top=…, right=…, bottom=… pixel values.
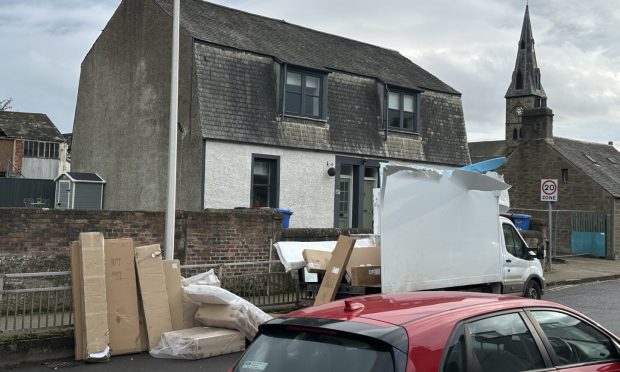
left=609, top=141, right=614, bottom=146
left=521, top=107, right=553, bottom=141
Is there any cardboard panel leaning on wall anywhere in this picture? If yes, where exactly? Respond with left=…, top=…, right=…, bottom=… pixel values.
left=79, top=232, right=110, bottom=360
left=70, top=241, right=86, bottom=361
left=135, top=244, right=173, bottom=349
left=104, top=238, right=142, bottom=355
left=163, top=260, right=184, bottom=331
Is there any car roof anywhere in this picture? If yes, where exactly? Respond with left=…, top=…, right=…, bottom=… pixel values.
left=286, top=291, right=568, bottom=327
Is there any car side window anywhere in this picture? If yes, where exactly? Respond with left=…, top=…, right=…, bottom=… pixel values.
left=531, top=311, right=620, bottom=366
left=443, top=334, right=466, bottom=372
left=503, top=224, right=525, bottom=258
left=468, top=313, right=546, bottom=372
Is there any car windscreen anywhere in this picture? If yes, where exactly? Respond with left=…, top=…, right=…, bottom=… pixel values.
left=233, top=328, right=396, bottom=372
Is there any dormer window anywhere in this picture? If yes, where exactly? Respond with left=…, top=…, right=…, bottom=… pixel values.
left=387, top=91, right=419, bottom=132
left=285, top=69, right=324, bottom=118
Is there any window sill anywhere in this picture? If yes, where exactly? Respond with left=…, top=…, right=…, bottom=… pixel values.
left=282, top=113, right=327, bottom=124
left=385, top=128, right=421, bottom=136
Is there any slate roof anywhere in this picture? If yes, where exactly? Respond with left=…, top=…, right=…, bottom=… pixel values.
left=468, top=140, right=510, bottom=163
left=505, top=5, right=546, bottom=99
left=153, top=0, right=459, bottom=95
left=552, top=137, right=620, bottom=198
left=67, top=172, right=105, bottom=182
left=0, top=111, right=65, bottom=142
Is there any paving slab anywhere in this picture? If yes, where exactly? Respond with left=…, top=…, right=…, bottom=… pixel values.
left=545, top=256, right=620, bottom=287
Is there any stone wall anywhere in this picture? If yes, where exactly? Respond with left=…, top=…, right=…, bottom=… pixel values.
left=0, top=208, right=282, bottom=274
left=503, top=139, right=616, bottom=258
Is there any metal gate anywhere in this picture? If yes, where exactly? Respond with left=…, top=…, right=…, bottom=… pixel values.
left=571, top=212, right=609, bottom=257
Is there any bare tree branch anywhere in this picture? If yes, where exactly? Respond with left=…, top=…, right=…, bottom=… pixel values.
left=0, top=98, right=13, bottom=111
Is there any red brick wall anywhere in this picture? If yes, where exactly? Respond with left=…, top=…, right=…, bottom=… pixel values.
left=0, top=208, right=281, bottom=274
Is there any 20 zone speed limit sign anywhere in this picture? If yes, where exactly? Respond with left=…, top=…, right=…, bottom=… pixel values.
left=541, top=179, right=558, bottom=202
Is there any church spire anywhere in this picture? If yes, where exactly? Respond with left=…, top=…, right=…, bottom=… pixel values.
left=505, top=4, right=546, bottom=99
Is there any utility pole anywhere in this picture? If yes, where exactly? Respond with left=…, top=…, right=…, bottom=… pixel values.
left=165, top=0, right=180, bottom=260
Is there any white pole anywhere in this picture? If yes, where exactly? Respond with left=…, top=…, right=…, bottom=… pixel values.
left=548, top=201, right=553, bottom=269
left=165, top=0, right=180, bottom=260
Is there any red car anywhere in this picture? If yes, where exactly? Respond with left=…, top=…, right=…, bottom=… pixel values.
left=231, top=292, right=620, bottom=372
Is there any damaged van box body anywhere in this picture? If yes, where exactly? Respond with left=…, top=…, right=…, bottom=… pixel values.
left=379, top=165, right=545, bottom=298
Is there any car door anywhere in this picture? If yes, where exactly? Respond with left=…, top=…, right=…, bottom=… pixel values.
left=441, top=310, right=552, bottom=372
left=525, top=309, right=620, bottom=371
left=501, top=223, right=530, bottom=294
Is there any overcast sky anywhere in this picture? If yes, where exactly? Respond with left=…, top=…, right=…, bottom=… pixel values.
left=1, top=0, right=618, bottom=147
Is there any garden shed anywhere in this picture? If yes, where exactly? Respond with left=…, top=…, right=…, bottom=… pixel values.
left=54, top=172, right=105, bottom=209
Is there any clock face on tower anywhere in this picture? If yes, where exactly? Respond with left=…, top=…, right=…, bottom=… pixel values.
left=515, top=105, right=524, bottom=116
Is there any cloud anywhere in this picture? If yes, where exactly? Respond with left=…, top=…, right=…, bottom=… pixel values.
left=0, top=0, right=618, bottom=148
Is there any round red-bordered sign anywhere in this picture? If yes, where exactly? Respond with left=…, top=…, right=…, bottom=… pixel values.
left=541, top=180, right=557, bottom=195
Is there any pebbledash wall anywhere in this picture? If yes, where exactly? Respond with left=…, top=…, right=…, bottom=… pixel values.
left=0, top=208, right=283, bottom=274
left=204, top=141, right=335, bottom=228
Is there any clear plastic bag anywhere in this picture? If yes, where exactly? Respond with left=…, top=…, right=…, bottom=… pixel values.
left=181, top=269, right=221, bottom=287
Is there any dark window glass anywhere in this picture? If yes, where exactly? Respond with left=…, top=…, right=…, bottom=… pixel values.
left=519, top=128, right=523, bottom=138
left=285, top=70, right=322, bottom=118
left=38, top=142, right=44, bottom=158
left=45, top=143, right=51, bottom=158
left=561, top=169, right=568, bottom=183
left=503, top=224, right=526, bottom=258
left=252, top=157, right=278, bottom=208
left=531, top=311, right=620, bottom=366
left=443, top=335, right=466, bottom=372
left=234, top=329, right=395, bottom=372
left=387, top=91, right=417, bottom=131
left=513, top=129, right=518, bottom=140
left=469, top=313, right=546, bottom=372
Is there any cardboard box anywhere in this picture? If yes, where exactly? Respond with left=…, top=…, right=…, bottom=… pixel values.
left=302, top=249, right=332, bottom=274
left=70, top=241, right=85, bottom=361
left=79, top=232, right=110, bottom=360
left=154, top=327, right=245, bottom=360
left=345, top=247, right=381, bottom=286
left=104, top=238, right=141, bottom=356
left=163, top=260, right=184, bottom=331
left=135, top=244, right=173, bottom=349
left=314, top=236, right=356, bottom=306
left=345, top=266, right=381, bottom=286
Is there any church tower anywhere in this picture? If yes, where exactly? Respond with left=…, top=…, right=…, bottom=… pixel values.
left=505, top=5, right=547, bottom=147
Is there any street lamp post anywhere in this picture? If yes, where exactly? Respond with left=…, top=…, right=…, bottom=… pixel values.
left=165, top=0, right=180, bottom=260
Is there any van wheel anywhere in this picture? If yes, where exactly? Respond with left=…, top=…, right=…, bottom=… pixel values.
left=525, top=281, right=542, bottom=299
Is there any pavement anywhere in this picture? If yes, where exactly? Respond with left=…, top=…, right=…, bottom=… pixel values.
left=545, top=255, right=620, bottom=287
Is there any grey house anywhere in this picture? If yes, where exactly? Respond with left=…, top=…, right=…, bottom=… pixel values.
left=72, top=0, right=470, bottom=228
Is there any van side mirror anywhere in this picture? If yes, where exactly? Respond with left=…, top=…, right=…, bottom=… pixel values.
left=527, top=243, right=546, bottom=260
left=536, top=243, right=546, bottom=260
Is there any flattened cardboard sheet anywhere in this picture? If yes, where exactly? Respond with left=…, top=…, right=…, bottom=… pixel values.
left=104, top=238, right=141, bottom=355
left=314, top=236, right=355, bottom=306
left=70, top=241, right=85, bottom=361
left=135, top=244, right=173, bottom=349
left=163, top=260, right=184, bottom=331
left=79, top=232, right=110, bottom=359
